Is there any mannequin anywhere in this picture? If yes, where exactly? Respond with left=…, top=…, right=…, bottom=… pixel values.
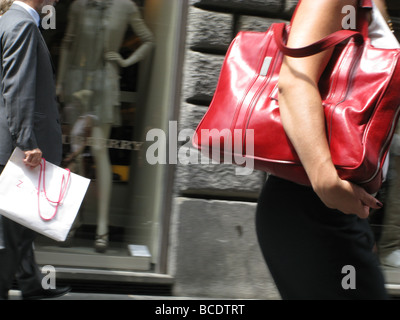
left=57, top=0, right=154, bottom=253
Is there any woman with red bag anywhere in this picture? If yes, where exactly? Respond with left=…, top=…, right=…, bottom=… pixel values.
left=256, top=0, right=398, bottom=300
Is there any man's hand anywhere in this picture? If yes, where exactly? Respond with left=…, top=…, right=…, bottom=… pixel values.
left=24, top=148, right=43, bottom=168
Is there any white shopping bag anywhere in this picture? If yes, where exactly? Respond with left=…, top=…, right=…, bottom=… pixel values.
left=0, top=148, right=90, bottom=242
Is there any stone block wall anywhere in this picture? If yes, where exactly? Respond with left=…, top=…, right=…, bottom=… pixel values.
left=174, top=0, right=299, bottom=199
left=169, top=0, right=400, bottom=299
left=169, top=0, right=300, bottom=300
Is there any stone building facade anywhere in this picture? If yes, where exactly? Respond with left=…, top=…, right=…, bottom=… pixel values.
left=168, top=0, right=400, bottom=299
left=169, top=0, right=299, bottom=300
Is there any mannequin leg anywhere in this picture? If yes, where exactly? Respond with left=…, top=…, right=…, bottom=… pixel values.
left=91, top=124, right=112, bottom=253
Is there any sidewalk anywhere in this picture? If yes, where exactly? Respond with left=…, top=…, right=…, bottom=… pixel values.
left=8, top=290, right=219, bottom=300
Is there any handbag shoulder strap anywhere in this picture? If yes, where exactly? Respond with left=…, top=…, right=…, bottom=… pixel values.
left=278, top=0, right=372, bottom=58
left=359, top=0, right=373, bottom=8
left=273, top=24, right=363, bottom=58
left=291, top=0, right=372, bottom=23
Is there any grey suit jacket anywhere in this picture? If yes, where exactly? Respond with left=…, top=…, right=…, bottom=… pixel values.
left=0, top=4, right=62, bottom=165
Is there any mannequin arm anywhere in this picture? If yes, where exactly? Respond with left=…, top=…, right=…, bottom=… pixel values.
left=105, top=11, right=154, bottom=68
left=56, top=32, right=74, bottom=97
left=56, top=4, right=78, bottom=98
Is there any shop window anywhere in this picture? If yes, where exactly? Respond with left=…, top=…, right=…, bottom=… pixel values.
left=36, top=0, right=183, bottom=274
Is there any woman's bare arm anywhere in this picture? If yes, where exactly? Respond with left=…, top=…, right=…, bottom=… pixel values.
left=278, top=0, right=381, bottom=218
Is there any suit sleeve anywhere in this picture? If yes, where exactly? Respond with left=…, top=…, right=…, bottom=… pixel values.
left=1, top=21, right=38, bottom=151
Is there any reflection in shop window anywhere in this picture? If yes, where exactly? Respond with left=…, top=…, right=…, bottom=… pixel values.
left=43, top=0, right=154, bottom=255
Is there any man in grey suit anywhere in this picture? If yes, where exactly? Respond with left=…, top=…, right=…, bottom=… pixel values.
left=0, top=0, right=70, bottom=299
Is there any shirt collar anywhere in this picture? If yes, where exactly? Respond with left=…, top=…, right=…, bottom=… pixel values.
left=14, top=1, right=40, bottom=27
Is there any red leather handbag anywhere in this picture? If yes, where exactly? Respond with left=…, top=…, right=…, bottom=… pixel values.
left=192, top=0, right=400, bottom=194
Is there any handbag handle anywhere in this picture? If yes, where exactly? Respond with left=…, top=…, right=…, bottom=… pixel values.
left=273, top=23, right=365, bottom=58
left=277, top=0, right=372, bottom=58
left=37, top=159, right=71, bottom=222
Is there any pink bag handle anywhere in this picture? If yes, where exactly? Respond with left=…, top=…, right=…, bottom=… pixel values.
left=37, top=159, right=71, bottom=222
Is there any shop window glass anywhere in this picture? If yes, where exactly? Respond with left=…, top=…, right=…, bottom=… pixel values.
left=36, top=0, right=181, bottom=273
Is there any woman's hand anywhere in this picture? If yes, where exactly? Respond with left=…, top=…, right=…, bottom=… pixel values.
left=311, top=165, right=382, bottom=219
